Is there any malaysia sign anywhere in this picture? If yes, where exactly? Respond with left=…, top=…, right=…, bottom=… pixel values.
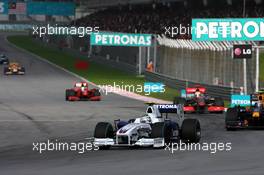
left=0, top=1, right=75, bottom=15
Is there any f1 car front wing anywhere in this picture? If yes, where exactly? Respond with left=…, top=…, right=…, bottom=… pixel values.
left=94, top=138, right=165, bottom=148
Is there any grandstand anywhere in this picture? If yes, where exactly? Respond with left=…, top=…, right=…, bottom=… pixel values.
left=75, top=0, right=264, bottom=37
left=23, top=0, right=264, bottom=93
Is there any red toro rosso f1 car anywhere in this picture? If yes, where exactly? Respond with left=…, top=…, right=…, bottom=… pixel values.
left=173, top=86, right=225, bottom=114
left=65, top=82, right=101, bottom=101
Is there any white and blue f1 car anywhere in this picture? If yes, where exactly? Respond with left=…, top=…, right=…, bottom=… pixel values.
left=93, top=103, right=201, bottom=149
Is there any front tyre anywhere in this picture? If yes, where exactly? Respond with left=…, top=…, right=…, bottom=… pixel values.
left=225, top=107, right=239, bottom=131
left=94, top=122, right=114, bottom=150
left=65, top=89, right=75, bottom=101
left=93, top=89, right=101, bottom=97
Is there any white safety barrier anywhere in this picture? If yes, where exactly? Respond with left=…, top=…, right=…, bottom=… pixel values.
left=157, top=35, right=257, bottom=51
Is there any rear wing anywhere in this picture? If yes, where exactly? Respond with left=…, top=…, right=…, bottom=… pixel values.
left=186, top=87, right=206, bottom=94
left=154, top=104, right=178, bottom=113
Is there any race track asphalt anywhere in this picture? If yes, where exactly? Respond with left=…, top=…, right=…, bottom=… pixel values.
left=0, top=33, right=264, bottom=175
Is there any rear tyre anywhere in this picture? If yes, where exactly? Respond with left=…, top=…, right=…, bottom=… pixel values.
left=225, top=107, right=238, bottom=131
left=93, top=89, right=101, bottom=96
left=173, top=97, right=186, bottom=105
left=151, top=122, right=172, bottom=144
left=94, top=122, right=114, bottom=150
left=65, top=89, right=75, bottom=101
left=3, top=67, right=8, bottom=75
left=20, top=67, right=26, bottom=73
left=20, top=67, right=26, bottom=74
left=214, top=97, right=224, bottom=107
left=3, top=60, right=9, bottom=65
left=181, top=119, right=201, bottom=143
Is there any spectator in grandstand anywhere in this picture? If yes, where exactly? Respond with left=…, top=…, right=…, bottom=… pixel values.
left=73, top=1, right=264, bottom=39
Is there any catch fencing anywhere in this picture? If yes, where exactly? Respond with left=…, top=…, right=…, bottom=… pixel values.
left=43, top=34, right=261, bottom=94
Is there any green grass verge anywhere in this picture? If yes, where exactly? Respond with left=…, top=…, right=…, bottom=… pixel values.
left=7, top=35, right=179, bottom=101
left=260, top=53, right=264, bottom=83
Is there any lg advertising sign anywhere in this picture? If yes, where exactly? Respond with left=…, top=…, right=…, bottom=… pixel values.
left=233, top=44, right=252, bottom=59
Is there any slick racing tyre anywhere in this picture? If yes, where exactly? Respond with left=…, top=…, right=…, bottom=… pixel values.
left=3, top=67, right=8, bottom=75
left=94, top=122, right=114, bottom=138
left=214, top=97, right=224, bottom=107
left=225, top=107, right=239, bottom=131
left=65, top=89, right=75, bottom=101
left=93, top=89, right=101, bottom=96
left=181, top=119, right=201, bottom=143
left=20, top=67, right=26, bottom=74
left=173, top=97, right=186, bottom=105
left=151, top=122, right=173, bottom=144
left=94, top=122, right=114, bottom=150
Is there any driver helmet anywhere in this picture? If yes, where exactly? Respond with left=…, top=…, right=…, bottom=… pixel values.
left=195, top=89, right=201, bottom=97
left=140, top=116, right=151, bottom=123
left=81, top=83, right=87, bottom=91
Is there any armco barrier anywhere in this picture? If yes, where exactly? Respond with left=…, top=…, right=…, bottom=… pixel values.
left=144, top=71, right=241, bottom=100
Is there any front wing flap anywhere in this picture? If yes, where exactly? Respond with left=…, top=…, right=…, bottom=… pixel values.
left=93, top=138, right=165, bottom=148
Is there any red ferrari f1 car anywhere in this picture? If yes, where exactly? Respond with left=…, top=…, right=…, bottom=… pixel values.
left=65, top=82, right=101, bottom=101
left=173, top=86, right=225, bottom=114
